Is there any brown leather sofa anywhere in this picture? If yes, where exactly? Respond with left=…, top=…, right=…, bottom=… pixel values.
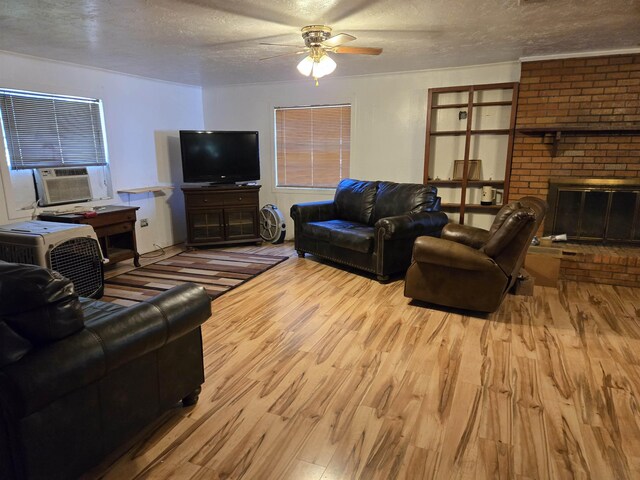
left=404, top=196, right=547, bottom=312
left=0, top=261, right=211, bottom=480
left=290, top=178, right=449, bottom=281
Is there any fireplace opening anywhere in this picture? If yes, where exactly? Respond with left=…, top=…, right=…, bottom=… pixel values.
left=545, top=178, right=640, bottom=245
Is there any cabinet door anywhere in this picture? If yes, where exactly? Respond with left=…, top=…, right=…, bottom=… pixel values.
left=188, top=209, right=225, bottom=243
left=224, top=207, right=258, bottom=240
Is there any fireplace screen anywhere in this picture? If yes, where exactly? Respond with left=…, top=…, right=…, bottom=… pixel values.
left=546, top=178, right=640, bottom=244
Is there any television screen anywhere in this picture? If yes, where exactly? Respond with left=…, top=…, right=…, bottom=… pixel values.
left=179, top=130, right=260, bottom=184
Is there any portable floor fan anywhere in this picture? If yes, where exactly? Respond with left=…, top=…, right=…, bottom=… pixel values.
left=259, top=204, right=286, bottom=244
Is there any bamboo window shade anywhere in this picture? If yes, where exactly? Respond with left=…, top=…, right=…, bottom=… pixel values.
left=275, top=105, right=350, bottom=188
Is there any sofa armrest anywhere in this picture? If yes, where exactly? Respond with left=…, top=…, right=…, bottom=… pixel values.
left=290, top=201, right=336, bottom=224
left=146, top=283, right=211, bottom=342
left=441, top=223, right=490, bottom=249
left=86, top=283, right=210, bottom=371
left=0, top=283, right=211, bottom=417
left=375, top=211, right=448, bottom=240
left=412, top=236, right=498, bottom=271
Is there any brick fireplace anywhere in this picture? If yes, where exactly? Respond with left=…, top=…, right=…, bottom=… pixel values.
left=545, top=177, right=640, bottom=243
left=511, top=53, right=640, bottom=286
left=511, top=53, right=640, bottom=205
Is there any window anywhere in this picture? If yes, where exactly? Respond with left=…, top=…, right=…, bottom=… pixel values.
left=0, top=88, right=108, bottom=170
left=275, top=104, right=350, bottom=188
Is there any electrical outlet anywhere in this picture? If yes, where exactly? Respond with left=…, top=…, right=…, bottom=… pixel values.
left=140, top=218, right=149, bottom=227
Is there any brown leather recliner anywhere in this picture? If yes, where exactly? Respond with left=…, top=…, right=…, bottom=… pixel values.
left=404, top=196, right=547, bottom=312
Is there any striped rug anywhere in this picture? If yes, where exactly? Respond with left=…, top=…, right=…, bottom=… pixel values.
left=102, top=250, right=288, bottom=306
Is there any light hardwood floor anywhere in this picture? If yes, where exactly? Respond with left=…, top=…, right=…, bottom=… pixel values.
left=92, top=242, right=640, bottom=479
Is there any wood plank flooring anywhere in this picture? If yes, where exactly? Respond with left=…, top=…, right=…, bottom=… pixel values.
left=90, top=242, right=640, bottom=480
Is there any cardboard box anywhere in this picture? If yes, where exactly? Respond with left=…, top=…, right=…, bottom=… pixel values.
left=525, top=252, right=561, bottom=287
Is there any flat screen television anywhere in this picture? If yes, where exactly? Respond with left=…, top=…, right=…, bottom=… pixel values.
left=179, top=130, right=260, bottom=184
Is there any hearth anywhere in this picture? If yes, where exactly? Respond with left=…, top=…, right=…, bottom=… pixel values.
left=545, top=178, right=640, bottom=245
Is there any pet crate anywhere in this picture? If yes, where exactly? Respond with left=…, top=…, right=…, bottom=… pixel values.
left=0, top=220, right=105, bottom=298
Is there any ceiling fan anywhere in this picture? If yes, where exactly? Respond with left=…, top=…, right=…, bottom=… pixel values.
left=260, top=25, right=383, bottom=85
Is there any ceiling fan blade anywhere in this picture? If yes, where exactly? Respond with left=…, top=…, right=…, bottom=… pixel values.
left=259, top=42, right=306, bottom=48
left=260, top=51, right=306, bottom=61
left=321, top=33, right=356, bottom=48
left=334, top=46, right=383, bottom=55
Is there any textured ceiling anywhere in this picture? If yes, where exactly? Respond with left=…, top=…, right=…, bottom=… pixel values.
left=1, top=0, right=639, bottom=86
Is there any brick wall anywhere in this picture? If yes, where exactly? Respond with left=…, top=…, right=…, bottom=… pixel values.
left=510, top=54, right=640, bottom=200
left=560, top=248, right=640, bottom=288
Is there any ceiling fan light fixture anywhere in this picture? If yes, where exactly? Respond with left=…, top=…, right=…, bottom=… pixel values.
left=297, top=51, right=337, bottom=85
left=296, top=55, right=314, bottom=76
left=312, top=53, right=336, bottom=78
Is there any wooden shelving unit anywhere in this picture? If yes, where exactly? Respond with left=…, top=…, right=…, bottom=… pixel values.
left=429, top=180, right=505, bottom=188
left=441, top=203, right=503, bottom=213
left=423, top=82, right=519, bottom=224
left=429, top=129, right=512, bottom=136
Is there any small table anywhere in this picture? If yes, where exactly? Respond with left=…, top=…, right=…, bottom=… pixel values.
left=39, top=205, right=140, bottom=266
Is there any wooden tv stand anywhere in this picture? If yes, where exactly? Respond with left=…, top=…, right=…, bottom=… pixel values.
left=182, top=184, right=262, bottom=247
left=39, top=205, right=141, bottom=266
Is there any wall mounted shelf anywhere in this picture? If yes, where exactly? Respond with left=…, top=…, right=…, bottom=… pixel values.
left=117, top=186, right=174, bottom=194
left=516, top=125, right=640, bottom=156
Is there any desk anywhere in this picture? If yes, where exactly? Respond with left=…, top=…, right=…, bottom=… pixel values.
left=39, top=205, right=140, bottom=266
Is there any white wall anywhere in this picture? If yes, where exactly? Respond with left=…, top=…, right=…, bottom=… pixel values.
left=202, top=62, right=520, bottom=235
left=0, top=51, right=204, bottom=253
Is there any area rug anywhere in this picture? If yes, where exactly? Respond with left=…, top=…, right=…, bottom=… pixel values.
left=102, top=250, right=288, bottom=306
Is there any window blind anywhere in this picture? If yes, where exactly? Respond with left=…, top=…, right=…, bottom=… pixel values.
left=275, top=104, right=350, bottom=188
left=0, top=89, right=108, bottom=170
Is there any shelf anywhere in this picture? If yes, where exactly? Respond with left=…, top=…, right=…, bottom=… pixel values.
left=432, top=101, right=513, bottom=110
left=105, top=247, right=136, bottom=263
left=516, top=125, right=640, bottom=135
left=117, top=185, right=175, bottom=194
left=516, top=125, right=640, bottom=157
left=429, top=180, right=505, bottom=187
left=424, top=82, right=519, bottom=225
left=442, top=203, right=503, bottom=213
left=430, top=129, right=511, bottom=136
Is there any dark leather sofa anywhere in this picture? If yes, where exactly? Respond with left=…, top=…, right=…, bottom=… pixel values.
left=290, top=178, right=448, bottom=280
left=0, top=261, right=211, bottom=480
left=404, top=196, right=547, bottom=312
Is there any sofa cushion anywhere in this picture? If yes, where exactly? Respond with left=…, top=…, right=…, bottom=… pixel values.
left=0, top=321, right=32, bottom=368
left=334, top=178, right=379, bottom=225
left=302, top=220, right=346, bottom=241
left=0, top=262, right=84, bottom=345
left=372, top=182, right=438, bottom=222
left=331, top=225, right=375, bottom=254
left=303, top=220, right=374, bottom=254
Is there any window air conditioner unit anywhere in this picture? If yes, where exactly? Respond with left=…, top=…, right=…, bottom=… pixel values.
left=34, top=167, right=92, bottom=206
left=0, top=220, right=104, bottom=298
